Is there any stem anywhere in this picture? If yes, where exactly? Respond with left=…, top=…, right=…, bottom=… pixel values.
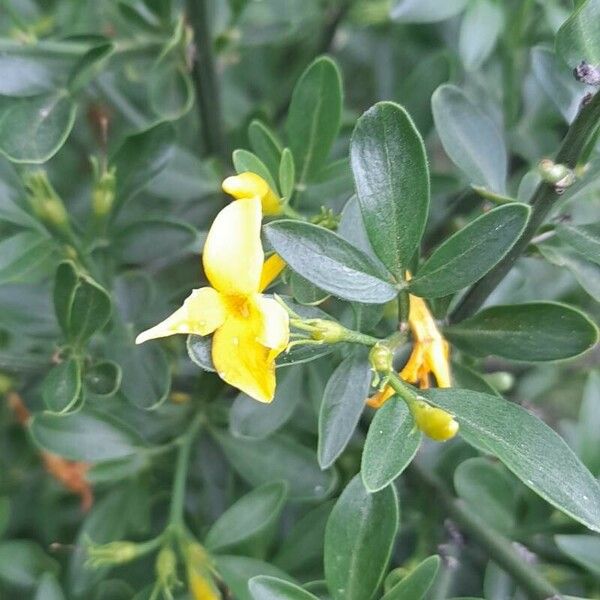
left=0, top=36, right=164, bottom=56
left=169, top=413, right=203, bottom=529
left=451, top=90, right=600, bottom=323
left=410, top=463, right=561, bottom=600
left=185, top=0, right=227, bottom=160
left=387, top=372, right=418, bottom=405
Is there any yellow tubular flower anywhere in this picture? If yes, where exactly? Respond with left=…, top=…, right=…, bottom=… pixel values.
left=185, top=544, right=221, bottom=600
left=136, top=198, right=289, bottom=403
left=222, top=172, right=283, bottom=216
left=367, top=293, right=451, bottom=409
left=259, top=254, right=287, bottom=291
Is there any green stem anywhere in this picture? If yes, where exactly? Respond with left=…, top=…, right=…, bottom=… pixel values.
left=451, top=90, right=600, bottom=323
left=168, top=413, right=204, bottom=529
left=387, top=372, right=418, bottom=405
left=410, top=463, right=561, bottom=600
left=185, top=0, right=227, bottom=160
left=0, top=36, right=164, bottom=56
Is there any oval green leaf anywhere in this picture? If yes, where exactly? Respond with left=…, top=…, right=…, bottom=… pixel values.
left=381, top=555, right=440, bottom=600
left=444, top=302, right=598, bottom=361
left=424, top=388, right=600, bottom=533
left=362, top=398, right=422, bottom=492
left=0, top=91, right=76, bottom=164
left=249, top=576, right=319, bottom=600
left=556, top=0, right=600, bottom=69
left=285, top=56, right=342, bottom=184
left=409, top=204, right=530, bottom=298
left=324, top=476, right=399, bottom=600
left=432, top=84, right=507, bottom=193
left=42, top=358, right=82, bottom=413
left=351, top=101, right=429, bottom=279
left=557, top=222, right=600, bottom=266
left=318, top=353, right=372, bottom=468
left=30, top=409, right=143, bottom=462
left=265, top=220, right=398, bottom=303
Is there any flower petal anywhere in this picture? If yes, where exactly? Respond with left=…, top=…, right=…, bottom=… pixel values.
left=135, top=287, right=225, bottom=344
left=259, top=253, right=287, bottom=291
left=202, top=197, right=264, bottom=295
left=223, top=172, right=282, bottom=215
left=212, top=312, right=277, bottom=403
left=255, top=295, right=289, bottom=353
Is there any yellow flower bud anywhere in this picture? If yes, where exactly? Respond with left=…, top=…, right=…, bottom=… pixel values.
left=411, top=399, right=458, bottom=442
left=309, top=319, right=348, bottom=343
left=185, top=543, right=221, bottom=600
left=155, top=546, right=178, bottom=591
left=369, top=343, right=393, bottom=375
left=222, top=172, right=282, bottom=216
left=85, top=540, right=141, bottom=568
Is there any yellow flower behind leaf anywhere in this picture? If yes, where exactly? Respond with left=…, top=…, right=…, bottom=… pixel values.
left=368, top=294, right=451, bottom=407
left=136, top=198, right=289, bottom=403
left=222, top=171, right=283, bottom=216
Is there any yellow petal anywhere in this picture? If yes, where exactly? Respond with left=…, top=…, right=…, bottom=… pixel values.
left=135, top=287, right=225, bottom=344
left=211, top=308, right=276, bottom=403
left=223, top=172, right=282, bottom=216
left=259, top=254, right=287, bottom=291
left=255, top=295, right=289, bottom=355
left=202, top=197, right=264, bottom=295
left=188, top=567, right=221, bottom=600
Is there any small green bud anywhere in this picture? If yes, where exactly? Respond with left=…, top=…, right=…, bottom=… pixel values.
left=483, top=371, right=514, bottom=392
left=309, top=319, right=348, bottom=343
left=24, top=170, right=69, bottom=229
left=86, top=540, right=141, bottom=568
left=91, top=158, right=116, bottom=217
left=156, top=545, right=179, bottom=589
left=369, top=343, right=393, bottom=375
left=538, top=159, right=576, bottom=192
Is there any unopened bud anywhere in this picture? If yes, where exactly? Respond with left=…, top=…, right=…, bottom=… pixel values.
left=369, top=343, right=393, bottom=375
left=156, top=546, right=178, bottom=588
left=411, top=398, right=458, bottom=442
left=185, top=543, right=220, bottom=600
left=92, top=163, right=116, bottom=217
left=538, top=159, right=575, bottom=193
left=24, top=170, right=69, bottom=229
left=483, top=371, right=514, bottom=392
left=86, top=540, right=141, bottom=568
left=309, top=319, right=348, bottom=343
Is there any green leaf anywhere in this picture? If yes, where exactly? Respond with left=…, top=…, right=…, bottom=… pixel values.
left=110, top=121, right=175, bottom=212
left=67, top=42, right=114, bottom=93
left=362, top=398, right=422, bottom=492
left=577, top=371, right=600, bottom=475
left=112, top=340, right=170, bottom=410
left=249, top=119, right=283, bottom=179
left=264, top=220, right=398, bottom=303
left=285, top=56, right=342, bottom=184
left=318, top=353, right=372, bottom=468
left=149, top=64, right=194, bottom=120
left=350, top=101, right=430, bottom=279
left=556, top=0, right=600, bottom=68
left=230, top=367, right=303, bottom=439
left=213, top=430, right=336, bottom=501
left=324, top=476, right=399, bottom=600
left=458, top=0, right=504, bottom=71
left=557, top=222, right=600, bottom=266
left=30, top=409, right=143, bottom=462
left=431, top=84, right=507, bottom=193
left=216, top=556, right=293, bottom=600
left=0, top=91, right=77, bottom=164
left=0, top=540, right=58, bottom=587
left=85, top=361, right=122, bottom=397
left=290, top=272, right=329, bottom=305
left=381, top=555, right=440, bottom=600
left=205, top=481, right=288, bottom=553
left=390, top=0, right=468, bottom=22
left=41, top=358, right=82, bottom=413
left=53, top=261, right=112, bottom=346
left=454, top=458, right=516, bottom=533
left=424, top=388, right=600, bottom=532
left=187, top=334, right=216, bottom=371
left=115, top=219, right=197, bottom=263
left=249, top=576, right=319, bottom=600
left=35, top=573, right=65, bottom=600
left=0, top=231, right=56, bottom=285
left=409, top=204, right=530, bottom=298
left=279, top=147, right=296, bottom=201
left=555, top=534, right=600, bottom=577
left=273, top=501, right=333, bottom=573
left=444, top=302, right=598, bottom=361
left=0, top=497, right=9, bottom=538
left=233, top=148, right=279, bottom=194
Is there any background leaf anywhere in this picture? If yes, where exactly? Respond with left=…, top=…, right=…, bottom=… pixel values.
left=556, top=0, right=600, bottom=68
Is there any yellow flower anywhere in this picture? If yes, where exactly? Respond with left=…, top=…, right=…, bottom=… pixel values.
left=368, top=294, right=451, bottom=407
left=136, top=198, right=289, bottom=403
left=222, top=171, right=283, bottom=216
left=185, top=544, right=221, bottom=600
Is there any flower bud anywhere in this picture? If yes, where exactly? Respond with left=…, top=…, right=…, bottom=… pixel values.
left=24, top=171, right=70, bottom=230
left=156, top=545, right=178, bottom=589
left=86, top=540, right=141, bottom=568
left=369, top=343, right=393, bottom=375
left=92, top=164, right=116, bottom=217
left=538, top=159, right=575, bottom=191
left=309, top=319, right=348, bottom=343
left=185, top=543, right=221, bottom=600
left=411, top=398, right=458, bottom=442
